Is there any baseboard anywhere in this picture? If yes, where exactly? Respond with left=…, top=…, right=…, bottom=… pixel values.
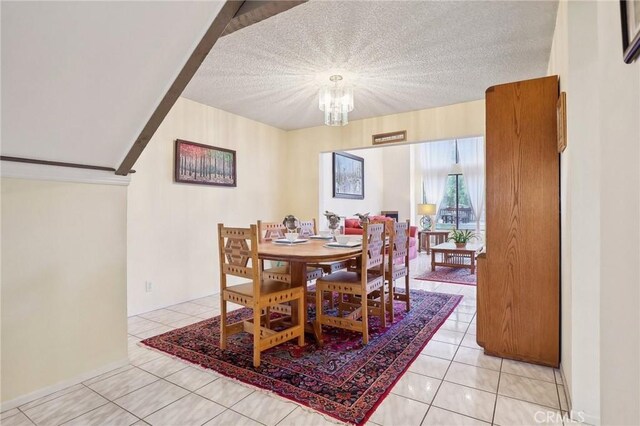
left=0, top=358, right=129, bottom=412
left=560, top=366, right=601, bottom=425
left=571, top=409, right=600, bottom=426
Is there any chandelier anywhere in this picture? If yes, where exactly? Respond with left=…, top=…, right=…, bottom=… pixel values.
left=318, top=75, right=354, bottom=126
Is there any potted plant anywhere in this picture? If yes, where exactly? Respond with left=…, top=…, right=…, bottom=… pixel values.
left=448, top=229, right=478, bottom=248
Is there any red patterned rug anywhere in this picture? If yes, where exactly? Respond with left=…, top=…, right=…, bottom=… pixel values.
left=414, top=266, right=477, bottom=286
left=142, top=290, right=461, bottom=425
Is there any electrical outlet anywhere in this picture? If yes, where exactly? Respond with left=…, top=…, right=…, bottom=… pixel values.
left=145, top=281, right=153, bottom=293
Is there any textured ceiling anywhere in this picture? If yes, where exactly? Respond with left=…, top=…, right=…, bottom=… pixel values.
left=184, top=0, right=558, bottom=131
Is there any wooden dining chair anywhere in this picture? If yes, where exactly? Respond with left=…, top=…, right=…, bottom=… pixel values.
left=218, top=224, right=305, bottom=368
left=256, top=220, right=323, bottom=283
left=386, top=220, right=411, bottom=322
left=296, top=218, right=341, bottom=309
left=298, top=218, right=317, bottom=239
left=314, top=222, right=387, bottom=344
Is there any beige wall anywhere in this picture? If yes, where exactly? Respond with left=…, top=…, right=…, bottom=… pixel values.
left=285, top=100, right=485, bottom=220
left=128, top=99, right=484, bottom=316
left=1, top=178, right=128, bottom=403
left=548, top=1, right=640, bottom=424
left=127, top=98, right=288, bottom=316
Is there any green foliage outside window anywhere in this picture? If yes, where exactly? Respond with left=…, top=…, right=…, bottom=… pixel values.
left=442, top=174, right=471, bottom=208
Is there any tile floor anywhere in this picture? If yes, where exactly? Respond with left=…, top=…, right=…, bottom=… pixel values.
left=2, top=255, right=574, bottom=426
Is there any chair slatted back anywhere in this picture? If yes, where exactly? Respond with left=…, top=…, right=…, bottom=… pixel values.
left=257, top=220, right=286, bottom=243
left=298, top=219, right=317, bottom=238
left=218, top=224, right=260, bottom=295
left=390, top=220, right=410, bottom=262
left=362, top=222, right=386, bottom=272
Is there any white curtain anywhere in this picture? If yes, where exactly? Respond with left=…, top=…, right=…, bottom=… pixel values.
left=419, top=140, right=454, bottom=211
left=457, top=137, right=485, bottom=235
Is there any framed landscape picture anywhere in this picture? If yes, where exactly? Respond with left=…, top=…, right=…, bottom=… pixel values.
left=333, top=151, right=364, bottom=199
left=175, top=139, right=236, bottom=187
left=621, top=0, right=640, bottom=63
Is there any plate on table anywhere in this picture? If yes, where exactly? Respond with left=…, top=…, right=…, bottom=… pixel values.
left=274, top=238, right=309, bottom=244
left=310, top=235, right=333, bottom=240
left=325, top=241, right=362, bottom=248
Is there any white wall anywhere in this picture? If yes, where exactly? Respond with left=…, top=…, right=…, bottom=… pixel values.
left=381, top=144, right=413, bottom=222
left=547, top=1, right=640, bottom=424
left=594, top=1, right=639, bottom=424
left=127, top=98, right=288, bottom=316
left=318, top=144, right=413, bottom=223
left=319, top=148, right=384, bottom=223
left=1, top=178, right=128, bottom=404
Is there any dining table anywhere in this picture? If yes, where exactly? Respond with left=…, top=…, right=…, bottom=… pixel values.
left=258, top=238, right=362, bottom=344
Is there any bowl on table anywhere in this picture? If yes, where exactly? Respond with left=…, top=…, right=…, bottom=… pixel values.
left=319, top=230, right=332, bottom=238
left=285, top=232, right=299, bottom=242
left=335, top=235, right=351, bottom=245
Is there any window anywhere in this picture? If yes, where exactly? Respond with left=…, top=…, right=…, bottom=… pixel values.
left=435, top=141, right=475, bottom=230
left=436, top=174, right=475, bottom=230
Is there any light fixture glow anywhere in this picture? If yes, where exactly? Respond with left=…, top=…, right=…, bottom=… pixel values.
left=319, top=75, right=354, bottom=126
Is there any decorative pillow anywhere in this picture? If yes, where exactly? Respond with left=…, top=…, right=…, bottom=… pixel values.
left=344, top=218, right=362, bottom=229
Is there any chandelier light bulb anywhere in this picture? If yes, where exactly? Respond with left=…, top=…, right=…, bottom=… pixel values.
left=318, top=75, right=354, bottom=126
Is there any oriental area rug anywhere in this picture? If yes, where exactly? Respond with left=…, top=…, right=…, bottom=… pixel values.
left=414, top=267, right=477, bottom=286
left=142, top=290, right=461, bottom=425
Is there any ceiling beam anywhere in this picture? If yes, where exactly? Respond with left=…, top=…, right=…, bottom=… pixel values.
left=115, top=0, right=306, bottom=176
left=116, top=1, right=241, bottom=176
left=221, top=1, right=306, bottom=37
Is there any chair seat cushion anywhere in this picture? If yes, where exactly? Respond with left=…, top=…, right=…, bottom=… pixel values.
left=317, top=270, right=382, bottom=284
left=309, top=260, right=351, bottom=274
left=225, top=279, right=297, bottom=297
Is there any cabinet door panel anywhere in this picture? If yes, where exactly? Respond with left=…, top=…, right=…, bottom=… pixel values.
left=483, top=76, right=559, bottom=367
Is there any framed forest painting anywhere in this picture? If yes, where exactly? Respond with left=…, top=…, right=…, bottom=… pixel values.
left=175, top=139, right=236, bottom=187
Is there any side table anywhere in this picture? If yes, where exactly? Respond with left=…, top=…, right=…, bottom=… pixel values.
left=418, top=230, right=449, bottom=254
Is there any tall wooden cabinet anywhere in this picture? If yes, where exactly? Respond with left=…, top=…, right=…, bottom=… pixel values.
left=477, top=76, right=560, bottom=367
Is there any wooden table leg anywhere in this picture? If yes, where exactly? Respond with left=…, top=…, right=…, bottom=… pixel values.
left=288, top=262, right=305, bottom=327
left=426, top=234, right=431, bottom=255
left=289, top=261, right=323, bottom=345
left=431, top=250, right=436, bottom=271
left=470, top=253, right=476, bottom=274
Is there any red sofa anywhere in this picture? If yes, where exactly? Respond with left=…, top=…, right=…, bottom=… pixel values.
left=344, top=215, right=418, bottom=260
